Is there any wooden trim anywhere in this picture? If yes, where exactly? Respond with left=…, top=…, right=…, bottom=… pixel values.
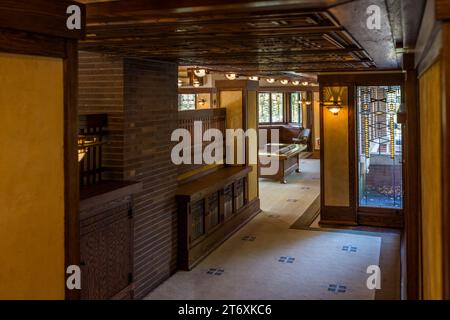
left=0, top=29, right=66, bottom=58
left=436, top=0, right=450, bottom=20
left=64, top=39, right=80, bottom=300
left=441, top=23, right=450, bottom=300
left=357, top=211, right=403, bottom=228
left=0, top=0, right=86, bottom=39
left=348, top=85, right=357, bottom=217
left=319, top=85, right=325, bottom=218
left=320, top=206, right=356, bottom=225
left=257, top=86, right=319, bottom=93
left=215, top=79, right=258, bottom=90
left=178, top=87, right=217, bottom=94
left=318, top=73, right=404, bottom=86
left=403, top=53, right=421, bottom=300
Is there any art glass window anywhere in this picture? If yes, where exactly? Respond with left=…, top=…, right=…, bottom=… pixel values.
left=258, top=92, right=284, bottom=123
left=290, top=92, right=302, bottom=125
left=178, top=94, right=196, bottom=110
left=357, top=86, right=403, bottom=209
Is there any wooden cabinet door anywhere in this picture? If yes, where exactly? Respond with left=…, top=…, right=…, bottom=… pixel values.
left=80, top=203, right=132, bottom=300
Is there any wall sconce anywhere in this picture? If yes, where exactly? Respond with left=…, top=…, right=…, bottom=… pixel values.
left=177, top=79, right=182, bottom=87
left=198, top=98, right=206, bottom=107
left=291, top=80, right=300, bottom=85
left=323, top=98, right=343, bottom=116
left=266, top=78, right=275, bottom=84
left=248, top=76, right=259, bottom=81
left=193, top=68, right=207, bottom=78
left=193, top=80, right=200, bottom=87
left=280, top=79, right=289, bottom=85
left=225, top=73, right=237, bottom=80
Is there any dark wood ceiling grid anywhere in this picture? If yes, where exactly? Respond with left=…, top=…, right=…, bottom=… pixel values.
left=79, top=0, right=397, bottom=76
left=75, top=0, right=428, bottom=76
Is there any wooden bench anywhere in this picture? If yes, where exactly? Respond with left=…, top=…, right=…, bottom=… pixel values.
left=176, top=166, right=260, bottom=270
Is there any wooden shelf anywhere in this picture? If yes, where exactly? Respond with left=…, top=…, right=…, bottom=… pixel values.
left=176, top=166, right=252, bottom=203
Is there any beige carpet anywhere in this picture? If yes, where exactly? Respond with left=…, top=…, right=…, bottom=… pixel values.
left=146, top=160, right=383, bottom=300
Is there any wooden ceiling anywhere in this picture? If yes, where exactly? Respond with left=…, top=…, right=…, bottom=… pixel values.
left=78, top=0, right=424, bottom=77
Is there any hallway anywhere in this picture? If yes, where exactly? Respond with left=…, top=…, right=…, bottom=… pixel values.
left=146, top=160, right=383, bottom=300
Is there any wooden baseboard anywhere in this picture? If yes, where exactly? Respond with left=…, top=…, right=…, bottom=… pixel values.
left=357, top=212, right=403, bottom=228
left=319, top=219, right=358, bottom=227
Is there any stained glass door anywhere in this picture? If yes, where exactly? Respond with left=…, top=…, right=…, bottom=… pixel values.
left=357, top=86, right=403, bottom=209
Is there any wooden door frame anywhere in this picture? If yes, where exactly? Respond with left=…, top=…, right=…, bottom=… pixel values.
left=0, top=1, right=85, bottom=300
left=318, top=72, right=406, bottom=226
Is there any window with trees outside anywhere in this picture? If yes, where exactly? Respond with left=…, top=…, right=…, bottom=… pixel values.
left=290, top=92, right=302, bottom=125
left=258, top=92, right=284, bottom=123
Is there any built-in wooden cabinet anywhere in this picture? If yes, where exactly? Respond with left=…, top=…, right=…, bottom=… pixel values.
left=79, top=180, right=142, bottom=300
left=176, top=166, right=259, bottom=270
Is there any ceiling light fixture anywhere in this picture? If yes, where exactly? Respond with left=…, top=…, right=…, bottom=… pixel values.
left=249, top=76, right=259, bottom=81
left=302, top=81, right=309, bottom=86
left=266, top=78, right=276, bottom=84
left=225, top=73, right=237, bottom=80
left=291, top=80, right=300, bottom=85
left=194, top=69, right=207, bottom=78
left=280, top=79, right=289, bottom=85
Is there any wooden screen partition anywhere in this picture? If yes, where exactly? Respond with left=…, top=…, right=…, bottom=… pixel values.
left=79, top=114, right=107, bottom=186
left=177, top=108, right=226, bottom=179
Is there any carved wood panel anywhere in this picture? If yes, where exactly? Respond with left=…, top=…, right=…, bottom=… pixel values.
left=80, top=201, right=133, bottom=300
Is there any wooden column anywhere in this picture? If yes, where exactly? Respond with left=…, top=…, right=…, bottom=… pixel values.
left=403, top=53, right=420, bottom=300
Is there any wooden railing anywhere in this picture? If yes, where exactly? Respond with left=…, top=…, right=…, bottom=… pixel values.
left=78, top=114, right=108, bottom=187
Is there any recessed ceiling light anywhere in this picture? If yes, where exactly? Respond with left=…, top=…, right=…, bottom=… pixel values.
left=225, top=73, right=237, bottom=80
left=280, top=79, right=289, bottom=85
left=248, top=76, right=259, bottom=81
left=291, top=80, right=300, bottom=85
left=302, top=81, right=309, bottom=86
left=266, top=78, right=276, bottom=84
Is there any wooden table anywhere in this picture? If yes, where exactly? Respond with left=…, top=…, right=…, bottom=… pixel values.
left=258, top=143, right=308, bottom=183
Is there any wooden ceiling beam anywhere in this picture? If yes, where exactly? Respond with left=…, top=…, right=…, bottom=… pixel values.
left=156, top=48, right=364, bottom=58
left=86, top=0, right=349, bottom=23
left=84, top=26, right=344, bottom=40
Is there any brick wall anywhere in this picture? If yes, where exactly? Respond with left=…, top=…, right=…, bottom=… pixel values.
left=78, top=51, right=179, bottom=299
left=78, top=51, right=125, bottom=180
left=123, top=58, right=178, bottom=299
